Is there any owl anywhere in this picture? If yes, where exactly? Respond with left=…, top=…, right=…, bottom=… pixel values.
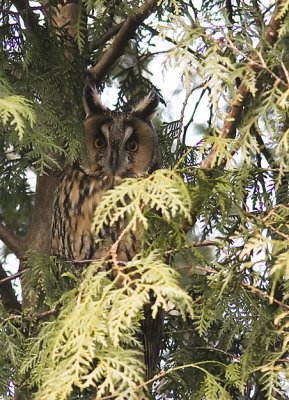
left=51, top=83, right=162, bottom=380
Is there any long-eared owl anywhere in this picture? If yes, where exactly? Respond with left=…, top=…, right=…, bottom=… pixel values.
left=51, top=84, right=161, bottom=261
left=51, top=83, right=162, bottom=379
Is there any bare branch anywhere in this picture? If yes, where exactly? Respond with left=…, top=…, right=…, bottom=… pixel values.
left=200, top=0, right=287, bottom=169
left=90, top=22, right=125, bottom=52
left=242, top=281, right=289, bottom=311
left=191, top=240, right=220, bottom=247
left=72, top=258, right=129, bottom=266
left=88, top=0, right=157, bottom=85
left=26, top=307, right=58, bottom=321
left=0, top=223, right=24, bottom=260
left=12, top=0, right=41, bottom=33
left=0, top=263, right=21, bottom=312
left=2, top=306, right=58, bottom=324
left=0, top=269, right=28, bottom=286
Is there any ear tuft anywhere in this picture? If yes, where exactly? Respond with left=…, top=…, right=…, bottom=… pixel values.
left=133, top=90, right=159, bottom=121
left=83, top=84, right=106, bottom=117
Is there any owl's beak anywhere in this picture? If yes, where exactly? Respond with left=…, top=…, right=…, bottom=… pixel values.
left=107, top=150, right=119, bottom=176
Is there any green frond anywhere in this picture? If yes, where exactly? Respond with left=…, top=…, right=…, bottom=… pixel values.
left=277, top=0, right=289, bottom=20
left=242, top=66, right=257, bottom=97
left=278, top=14, right=289, bottom=37
left=82, top=348, right=147, bottom=400
left=0, top=95, right=35, bottom=140
left=202, top=374, right=230, bottom=400
left=157, top=0, right=179, bottom=15
left=199, top=136, right=235, bottom=168
left=23, top=250, right=78, bottom=309
left=74, top=1, right=86, bottom=52
left=225, top=363, right=243, bottom=392
left=258, top=362, right=285, bottom=400
left=22, top=251, right=194, bottom=399
left=92, top=169, right=192, bottom=236
left=194, top=300, right=217, bottom=337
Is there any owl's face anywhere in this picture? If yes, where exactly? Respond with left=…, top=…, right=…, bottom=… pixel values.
left=82, top=86, right=161, bottom=182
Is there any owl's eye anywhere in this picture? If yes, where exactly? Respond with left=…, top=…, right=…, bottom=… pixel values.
left=94, top=136, right=105, bottom=149
left=126, top=140, right=139, bottom=152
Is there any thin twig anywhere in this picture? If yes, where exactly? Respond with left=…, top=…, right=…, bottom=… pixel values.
left=31, top=307, right=58, bottom=320
left=191, top=240, right=220, bottom=247
left=263, top=204, right=289, bottom=222
left=242, top=282, right=289, bottom=311
left=195, top=345, right=240, bottom=361
left=243, top=209, right=289, bottom=241
left=0, top=269, right=28, bottom=286
left=0, top=314, right=22, bottom=324
left=72, top=258, right=128, bottom=266
left=1, top=307, right=59, bottom=324
left=225, top=36, right=285, bottom=86
left=193, top=264, right=289, bottom=311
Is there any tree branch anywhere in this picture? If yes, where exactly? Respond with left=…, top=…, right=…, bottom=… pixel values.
left=0, top=223, right=24, bottom=260
left=0, top=269, right=28, bottom=285
left=200, top=0, right=287, bottom=169
left=12, top=0, right=41, bottom=33
left=90, top=22, right=125, bottom=53
left=24, top=174, right=59, bottom=256
left=0, top=263, right=21, bottom=312
left=88, top=0, right=157, bottom=85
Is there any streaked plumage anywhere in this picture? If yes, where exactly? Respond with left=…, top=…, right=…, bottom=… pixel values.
left=51, top=83, right=162, bottom=379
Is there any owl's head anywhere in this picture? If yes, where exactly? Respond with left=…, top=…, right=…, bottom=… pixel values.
left=82, top=85, right=161, bottom=181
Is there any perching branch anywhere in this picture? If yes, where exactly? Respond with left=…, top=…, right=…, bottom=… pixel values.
left=0, top=263, right=21, bottom=312
left=0, top=223, right=24, bottom=260
left=200, top=0, right=287, bottom=169
left=88, top=0, right=157, bottom=85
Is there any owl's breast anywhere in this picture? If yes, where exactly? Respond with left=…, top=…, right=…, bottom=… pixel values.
left=51, top=165, right=110, bottom=261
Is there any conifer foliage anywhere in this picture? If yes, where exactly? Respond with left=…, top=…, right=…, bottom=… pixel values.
left=1, top=0, right=289, bottom=399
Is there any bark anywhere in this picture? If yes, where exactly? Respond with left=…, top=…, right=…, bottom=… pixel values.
left=24, top=174, right=59, bottom=257
left=40, top=0, right=80, bottom=39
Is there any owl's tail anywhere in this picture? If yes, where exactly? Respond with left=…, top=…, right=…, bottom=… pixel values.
left=142, top=302, right=164, bottom=381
